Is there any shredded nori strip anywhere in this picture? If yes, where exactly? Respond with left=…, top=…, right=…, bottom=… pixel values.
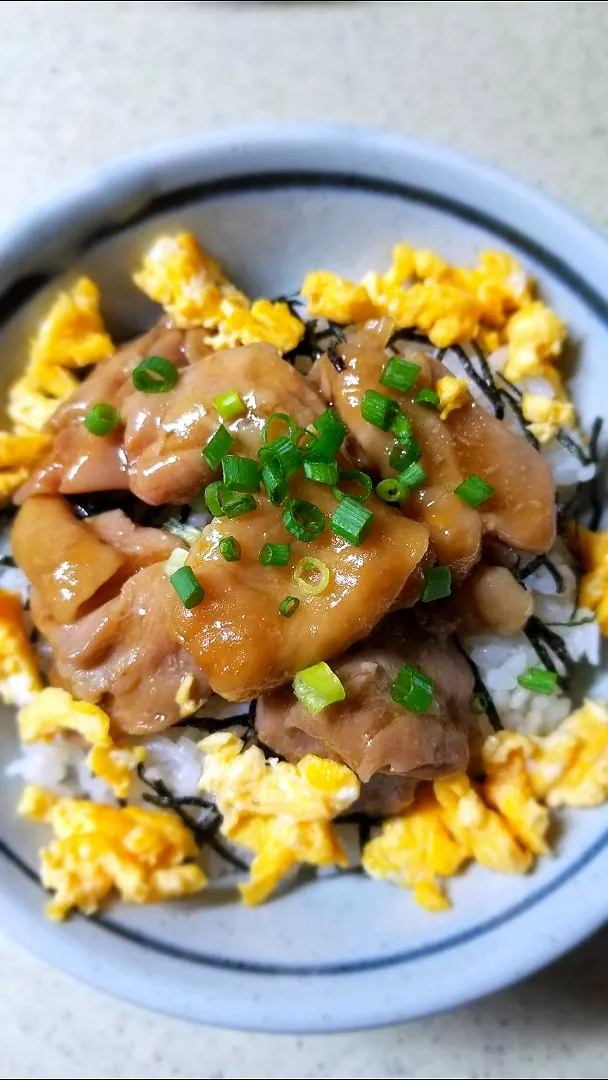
left=556, top=427, right=593, bottom=466
left=136, top=762, right=249, bottom=872
left=526, top=615, right=576, bottom=672
left=516, top=553, right=566, bottom=593
left=453, top=638, right=502, bottom=731
left=0, top=553, right=16, bottom=567
left=451, top=345, right=505, bottom=420
left=327, top=343, right=346, bottom=372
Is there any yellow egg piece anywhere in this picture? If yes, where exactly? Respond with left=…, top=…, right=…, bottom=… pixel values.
left=0, top=589, right=42, bottom=706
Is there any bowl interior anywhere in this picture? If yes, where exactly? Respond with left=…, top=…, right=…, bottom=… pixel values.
left=1, top=131, right=607, bottom=1031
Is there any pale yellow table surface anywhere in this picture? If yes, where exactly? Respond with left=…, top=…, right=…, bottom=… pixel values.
left=1, top=2, right=607, bottom=1077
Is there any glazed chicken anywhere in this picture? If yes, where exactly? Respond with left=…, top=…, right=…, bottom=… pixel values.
left=256, top=619, right=480, bottom=814
left=11, top=315, right=559, bottom=798
left=311, top=322, right=556, bottom=576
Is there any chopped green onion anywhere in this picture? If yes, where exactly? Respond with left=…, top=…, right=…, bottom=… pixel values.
left=517, top=667, right=558, bottom=695
left=204, top=481, right=225, bottom=517
left=279, top=596, right=300, bottom=618
left=202, top=425, right=234, bottom=470
left=263, top=435, right=302, bottom=477
left=414, top=388, right=440, bottom=409
left=380, top=356, right=421, bottom=393
left=330, top=495, right=373, bottom=545
left=283, top=499, right=325, bottom=542
left=222, top=454, right=260, bottom=493
left=293, top=427, right=317, bottom=454
left=390, top=412, right=414, bottom=445
left=259, top=542, right=291, bottom=567
left=260, top=459, right=290, bottom=505
left=313, top=408, right=348, bottom=441
left=132, top=356, right=179, bottom=393
left=213, top=388, right=246, bottom=421
left=83, top=403, right=121, bottom=436
left=389, top=440, right=421, bottom=472
left=361, top=389, right=399, bottom=431
left=391, top=665, right=434, bottom=713
left=204, top=482, right=256, bottom=519
left=303, top=459, right=339, bottom=485
left=308, top=408, right=348, bottom=463
left=222, top=493, right=257, bottom=519
left=455, top=473, right=495, bottom=508
left=399, top=461, right=427, bottom=494
left=422, top=565, right=452, bottom=603
left=164, top=519, right=202, bottom=547
left=332, top=469, right=373, bottom=503
left=294, top=556, right=331, bottom=596
left=375, top=478, right=403, bottom=503
left=164, top=547, right=188, bottom=577
left=263, top=412, right=296, bottom=445
left=218, top=536, right=241, bottom=562
left=470, top=692, right=489, bottom=715
left=293, top=661, right=346, bottom=714
left=169, top=565, right=204, bottom=609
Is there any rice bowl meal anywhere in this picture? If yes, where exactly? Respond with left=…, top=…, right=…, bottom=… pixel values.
left=1, top=228, right=607, bottom=923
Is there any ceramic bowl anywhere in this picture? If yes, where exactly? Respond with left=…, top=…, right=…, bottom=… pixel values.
left=1, top=124, right=607, bottom=1032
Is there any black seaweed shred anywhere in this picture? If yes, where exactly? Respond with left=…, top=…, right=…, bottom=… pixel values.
left=516, top=553, right=566, bottom=593
left=0, top=553, right=16, bottom=567
left=452, top=344, right=506, bottom=420
left=136, top=762, right=249, bottom=872
left=453, top=638, right=502, bottom=731
left=524, top=615, right=575, bottom=690
left=327, top=343, right=346, bottom=372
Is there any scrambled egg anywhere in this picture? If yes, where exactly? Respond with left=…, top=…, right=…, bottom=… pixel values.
left=19, top=785, right=206, bottom=920
left=570, top=526, right=608, bottom=635
left=521, top=392, right=575, bottom=444
left=364, top=701, right=608, bottom=910
left=199, top=732, right=360, bottom=904
left=0, top=277, right=113, bottom=503
left=18, top=687, right=144, bottom=799
left=0, top=589, right=42, bottom=705
left=175, top=673, right=203, bottom=719
left=134, top=232, right=304, bottom=354
left=435, top=375, right=470, bottom=420
left=484, top=699, right=608, bottom=808
left=301, top=244, right=569, bottom=438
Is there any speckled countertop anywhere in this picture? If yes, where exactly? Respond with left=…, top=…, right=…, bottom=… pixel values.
left=1, top=2, right=607, bottom=1077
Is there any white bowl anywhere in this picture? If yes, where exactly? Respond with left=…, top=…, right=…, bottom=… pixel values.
left=1, top=124, right=607, bottom=1033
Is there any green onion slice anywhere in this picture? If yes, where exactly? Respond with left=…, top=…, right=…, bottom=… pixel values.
left=260, top=459, right=290, bottom=505
left=83, top=403, right=121, bottom=436
left=375, top=478, right=403, bottom=503
left=164, top=547, right=188, bottom=577
left=132, top=356, right=179, bottom=393
left=279, top=596, right=300, bottom=618
left=361, top=389, right=399, bottom=431
left=517, top=667, right=558, bottom=695
left=380, top=357, right=421, bottom=393
left=222, top=454, right=260, bottom=493
left=470, top=692, right=489, bottom=715
left=169, top=565, right=204, bottom=609
left=414, top=388, right=440, bottom=409
left=455, top=473, right=495, bottom=508
left=422, top=565, right=452, bottom=603
left=204, top=482, right=256, bottom=519
left=389, top=440, right=422, bottom=473
left=259, top=542, right=291, bottom=567
left=332, top=469, right=373, bottom=503
left=303, top=459, right=339, bottom=485
left=218, top=536, right=241, bottom=562
left=263, top=412, right=296, bottom=445
left=164, top=519, right=202, bottom=547
left=202, top=425, right=234, bottom=470
left=391, top=665, right=434, bottom=713
left=330, top=495, right=373, bottom=545
left=390, top=412, right=414, bottom=446
left=399, top=461, right=427, bottom=494
left=293, top=661, right=346, bottom=714
left=262, top=435, right=302, bottom=477
left=294, top=556, right=331, bottom=596
left=213, top=388, right=246, bottom=421
left=283, top=499, right=325, bottom=542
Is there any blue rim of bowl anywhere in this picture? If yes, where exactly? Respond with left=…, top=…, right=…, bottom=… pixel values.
left=0, top=124, right=607, bottom=999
